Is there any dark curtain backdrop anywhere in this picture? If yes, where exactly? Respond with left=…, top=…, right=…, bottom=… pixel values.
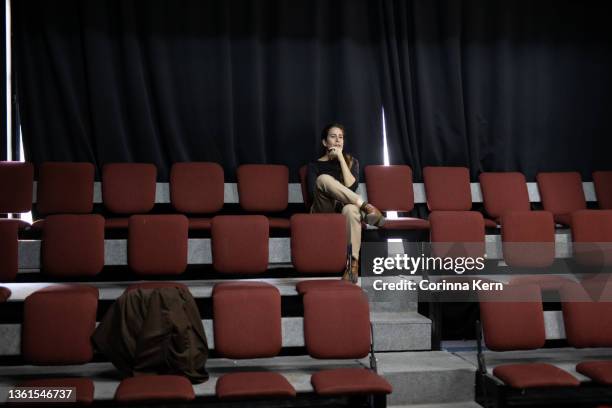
left=12, top=0, right=382, bottom=181
left=380, top=0, right=612, bottom=181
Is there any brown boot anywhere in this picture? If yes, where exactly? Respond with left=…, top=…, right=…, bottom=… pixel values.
left=361, top=202, right=386, bottom=227
left=349, top=257, right=359, bottom=284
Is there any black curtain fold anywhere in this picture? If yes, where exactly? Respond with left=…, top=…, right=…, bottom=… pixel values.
left=379, top=0, right=612, bottom=181
left=13, top=0, right=383, bottom=181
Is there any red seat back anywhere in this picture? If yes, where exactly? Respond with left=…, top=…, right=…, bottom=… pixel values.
left=291, top=214, right=347, bottom=274
left=211, top=215, right=269, bottom=274
left=423, top=166, right=471, bottom=211
left=501, top=211, right=555, bottom=268
left=364, top=165, right=414, bottom=212
left=0, top=161, right=34, bottom=213
left=593, top=171, right=612, bottom=209
left=37, top=162, right=94, bottom=215
left=237, top=164, right=288, bottom=212
left=103, top=163, right=157, bottom=214
left=536, top=172, right=586, bottom=216
left=479, top=172, right=530, bottom=219
left=170, top=162, right=224, bottom=214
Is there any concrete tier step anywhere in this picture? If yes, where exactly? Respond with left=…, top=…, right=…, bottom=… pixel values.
left=390, top=402, right=482, bottom=408
left=377, top=351, right=476, bottom=406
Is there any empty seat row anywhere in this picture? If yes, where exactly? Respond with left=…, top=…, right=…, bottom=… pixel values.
left=11, top=282, right=391, bottom=404
left=478, top=280, right=612, bottom=406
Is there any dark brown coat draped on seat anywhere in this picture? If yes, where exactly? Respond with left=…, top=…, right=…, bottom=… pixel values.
left=92, top=286, right=209, bottom=383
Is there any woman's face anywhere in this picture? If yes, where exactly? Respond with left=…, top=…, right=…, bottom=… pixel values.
left=323, top=127, right=344, bottom=150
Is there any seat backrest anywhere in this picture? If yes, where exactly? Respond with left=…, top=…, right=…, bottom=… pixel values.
left=429, top=211, right=485, bottom=258
left=237, top=164, right=289, bottom=212
left=303, top=289, right=371, bottom=359
left=102, top=163, right=157, bottom=214
left=479, top=284, right=546, bottom=351
left=560, top=281, right=612, bottom=348
left=299, top=165, right=311, bottom=211
left=364, top=165, right=414, bottom=212
left=22, top=285, right=99, bottom=364
left=170, top=162, right=224, bottom=214
left=37, top=162, right=94, bottom=215
left=423, top=166, right=471, bottom=211
left=571, top=210, right=612, bottom=266
left=0, top=161, right=34, bottom=213
left=479, top=172, right=530, bottom=219
left=536, top=172, right=586, bottom=215
left=501, top=211, right=555, bottom=268
left=593, top=171, right=612, bottom=210
left=291, top=214, right=347, bottom=274
left=0, top=220, right=18, bottom=281
left=211, top=215, right=269, bottom=274
left=213, top=282, right=282, bottom=358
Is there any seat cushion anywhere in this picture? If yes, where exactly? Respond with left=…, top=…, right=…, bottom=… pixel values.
left=296, top=279, right=360, bottom=294
left=125, top=281, right=189, bottom=292
left=380, top=217, right=430, bottom=230
left=509, top=275, right=573, bottom=291
left=170, top=162, right=224, bottom=213
left=128, top=215, right=188, bottom=275
left=576, top=361, right=612, bottom=385
left=188, top=217, right=212, bottom=230
left=37, top=162, right=94, bottom=215
left=268, top=217, right=291, bottom=229
left=18, top=377, right=94, bottom=405
left=0, top=286, right=11, bottom=302
left=102, top=163, right=157, bottom=214
left=311, top=368, right=393, bottom=395
left=22, top=285, right=99, bottom=364
left=0, top=220, right=18, bottom=282
left=216, top=372, right=296, bottom=400
left=0, top=161, right=34, bottom=213
left=291, top=214, right=347, bottom=274
left=115, top=375, right=195, bottom=402
left=213, top=282, right=281, bottom=359
left=493, top=363, right=580, bottom=388
left=105, top=217, right=129, bottom=229
left=42, top=214, right=105, bottom=277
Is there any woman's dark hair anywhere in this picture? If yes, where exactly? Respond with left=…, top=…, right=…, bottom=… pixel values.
left=320, top=123, right=353, bottom=169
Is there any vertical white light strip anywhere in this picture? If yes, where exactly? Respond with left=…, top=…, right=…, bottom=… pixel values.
left=5, top=0, right=11, bottom=161
left=382, top=107, right=398, bottom=225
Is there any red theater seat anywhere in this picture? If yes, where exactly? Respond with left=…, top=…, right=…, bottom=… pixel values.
left=311, top=368, right=393, bottom=395
left=560, top=282, right=612, bottom=348
left=291, top=214, right=346, bottom=275
left=0, top=161, right=34, bottom=227
left=536, top=172, right=586, bottom=227
left=212, top=282, right=295, bottom=400
left=103, top=163, right=157, bottom=228
left=479, top=284, right=579, bottom=389
left=0, top=220, right=18, bottom=281
left=171, top=162, right=224, bottom=230
left=429, top=211, right=485, bottom=259
left=295, top=279, right=358, bottom=294
left=364, top=165, right=429, bottom=231
left=36, top=162, right=94, bottom=216
left=0, top=286, right=11, bottom=302
left=115, top=375, right=195, bottom=403
left=479, top=172, right=531, bottom=224
left=128, top=215, right=188, bottom=275
left=303, top=289, right=392, bottom=396
left=423, top=166, right=472, bottom=211
left=211, top=215, right=269, bottom=274
left=237, top=164, right=290, bottom=230
left=216, top=372, right=296, bottom=400
left=22, top=285, right=98, bottom=364
left=593, top=171, right=612, bottom=209
left=299, top=165, right=311, bottom=211
left=493, top=363, right=579, bottom=388
left=18, top=378, right=95, bottom=405
left=125, top=281, right=189, bottom=292
left=501, top=211, right=555, bottom=268
left=570, top=210, right=612, bottom=267
left=42, top=214, right=105, bottom=277
left=576, top=361, right=612, bottom=385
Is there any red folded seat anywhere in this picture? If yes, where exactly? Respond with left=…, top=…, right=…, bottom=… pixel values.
left=0, top=220, right=18, bottom=281
left=128, top=214, right=188, bottom=275
left=303, top=289, right=393, bottom=396
left=19, top=285, right=99, bottom=404
left=102, top=163, right=156, bottom=229
left=212, top=282, right=295, bottom=400
left=237, top=164, right=290, bottom=230
left=479, top=172, right=530, bottom=226
left=291, top=213, right=357, bottom=293
left=0, top=161, right=34, bottom=229
left=364, top=165, right=429, bottom=230
left=211, top=215, right=269, bottom=274
left=42, top=214, right=105, bottom=277
left=479, top=284, right=579, bottom=388
left=570, top=210, right=612, bottom=267
left=170, top=162, right=224, bottom=230
left=32, top=162, right=94, bottom=230
left=593, top=171, right=612, bottom=209
left=536, top=172, right=586, bottom=227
